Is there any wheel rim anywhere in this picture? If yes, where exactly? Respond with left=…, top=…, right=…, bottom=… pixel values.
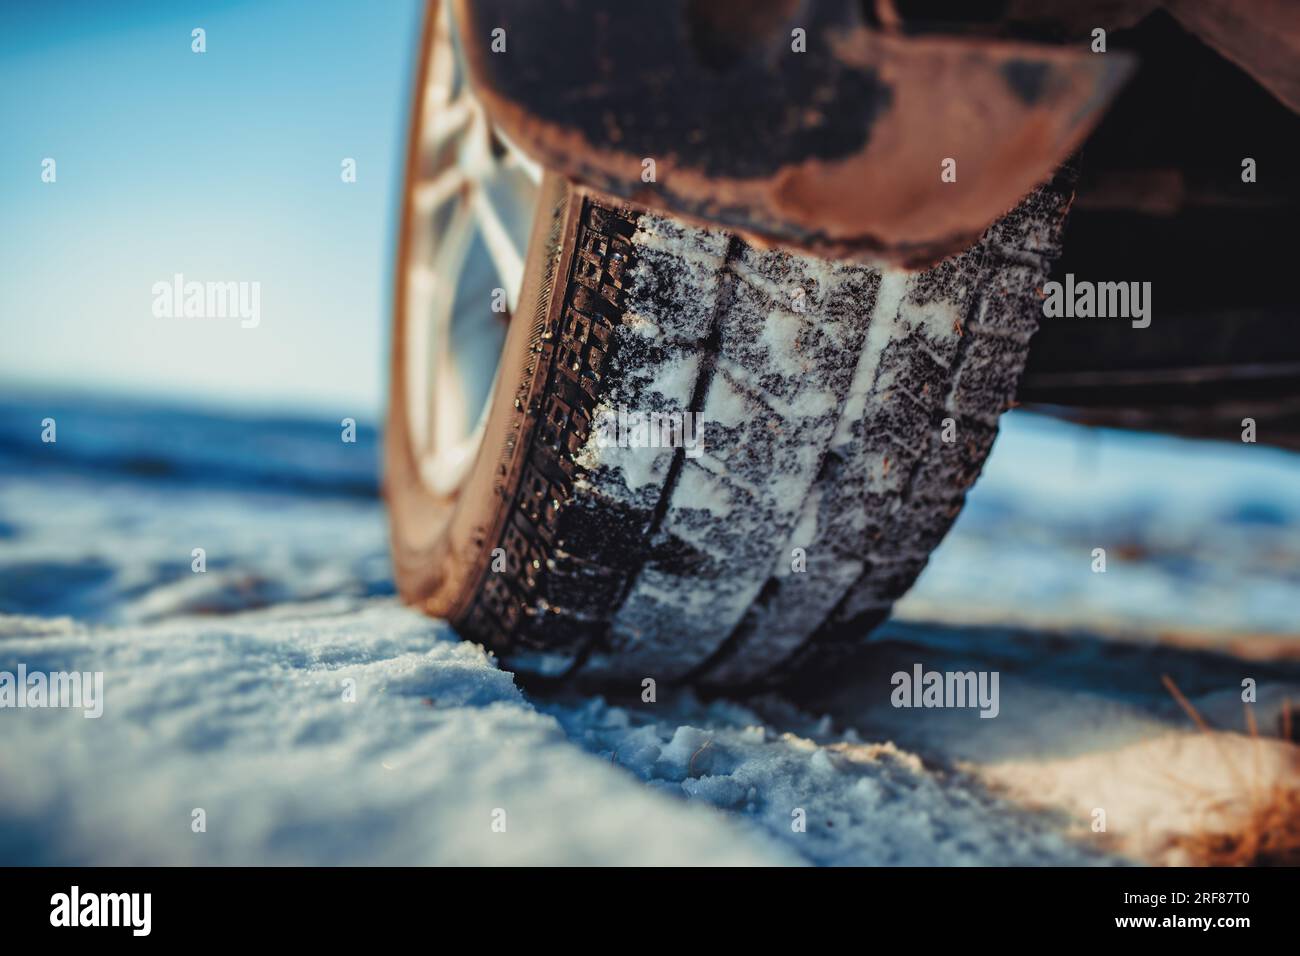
left=404, top=1, right=541, bottom=496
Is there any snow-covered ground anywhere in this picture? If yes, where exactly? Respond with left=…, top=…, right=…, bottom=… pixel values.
left=2, top=392, right=1298, bottom=865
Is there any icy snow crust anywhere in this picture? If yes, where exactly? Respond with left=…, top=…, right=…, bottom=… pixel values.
left=2, top=396, right=1299, bottom=865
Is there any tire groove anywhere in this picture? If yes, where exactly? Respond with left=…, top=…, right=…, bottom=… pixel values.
left=564, top=232, right=743, bottom=678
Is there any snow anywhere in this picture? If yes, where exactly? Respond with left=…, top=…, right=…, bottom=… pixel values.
left=2, top=392, right=1298, bottom=865
left=0, top=605, right=789, bottom=865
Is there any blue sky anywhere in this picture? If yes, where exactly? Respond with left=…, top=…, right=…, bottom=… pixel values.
left=0, top=0, right=423, bottom=417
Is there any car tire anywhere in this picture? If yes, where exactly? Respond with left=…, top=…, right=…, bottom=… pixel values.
left=387, top=157, right=1074, bottom=690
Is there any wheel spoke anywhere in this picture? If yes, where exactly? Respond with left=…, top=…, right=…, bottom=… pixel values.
left=426, top=2, right=456, bottom=108
left=403, top=263, right=436, bottom=458
left=429, top=196, right=476, bottom=445
left=414, top=195, right=474, bottom=462
left=425, top=94, right=474, bottom=149
left=414, top=164, right=467, bottom=214
left=497, top=127, right=543, bottom=186
left=471, top=184, right=526, bottom=311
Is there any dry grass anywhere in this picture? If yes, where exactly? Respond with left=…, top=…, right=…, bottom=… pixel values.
left=1161, top=676, right=1300, bottom=866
